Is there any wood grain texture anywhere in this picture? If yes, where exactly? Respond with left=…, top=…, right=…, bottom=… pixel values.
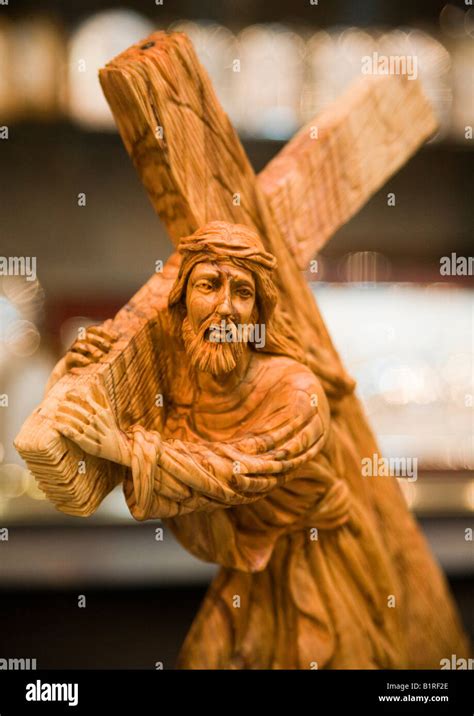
left=14, top=31, right=469, bottom=668
left=259, top=73, right=438, bottom=269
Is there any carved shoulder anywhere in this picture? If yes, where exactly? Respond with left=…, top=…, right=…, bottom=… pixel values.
left=247, top=353, right=331, bottom=435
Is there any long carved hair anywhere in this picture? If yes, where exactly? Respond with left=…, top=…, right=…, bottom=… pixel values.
left=168, top=221, right=306, bottom=365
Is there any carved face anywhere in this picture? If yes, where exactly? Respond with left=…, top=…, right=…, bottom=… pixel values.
left=182, top=260, right=257, bottom=376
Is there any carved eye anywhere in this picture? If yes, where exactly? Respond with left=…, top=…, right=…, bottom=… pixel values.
left=195, top=280, right=214, bottom=293
left=237, top=287, right=253, bottom=299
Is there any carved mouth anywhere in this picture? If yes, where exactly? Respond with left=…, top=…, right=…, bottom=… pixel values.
left=205, top=326, right=226, bottom=341
left=204, top=322, right=237, bottom=343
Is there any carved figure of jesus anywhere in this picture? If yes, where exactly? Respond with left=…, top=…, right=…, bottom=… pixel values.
left=52, top=220, right=465, bottom=670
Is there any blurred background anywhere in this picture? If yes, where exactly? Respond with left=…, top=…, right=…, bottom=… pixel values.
left=0, top=0, right=472, bottom=668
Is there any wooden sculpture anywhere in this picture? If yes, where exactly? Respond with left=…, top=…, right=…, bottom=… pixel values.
left=15, top=32, right=470, bottom=669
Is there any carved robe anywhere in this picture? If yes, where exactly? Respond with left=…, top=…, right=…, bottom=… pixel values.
left=120, top=348, right=469, bottom=669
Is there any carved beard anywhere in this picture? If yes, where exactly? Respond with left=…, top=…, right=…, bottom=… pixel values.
left=181, top=315, right=246, bottom=376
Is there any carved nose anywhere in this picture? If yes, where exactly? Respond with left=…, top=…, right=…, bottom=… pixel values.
left=216, top=294, right=232, bottom=317
left=216, top=305, right=232, bottom=319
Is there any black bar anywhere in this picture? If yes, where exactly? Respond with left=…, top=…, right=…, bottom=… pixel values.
left=0, top=669, right=471, bottom=714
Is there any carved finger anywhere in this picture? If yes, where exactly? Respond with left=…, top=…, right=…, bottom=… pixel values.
left=85, top=398, right=111, bottom=418
left=55, top=411, right=90, bottom=434
left=88, top=324, right=119, bottom=344
left=65, top=430, right=102, bottom=457
left=65, top=352, right=94, bottom=369
left=54, top=420, right=83, bottom=444
left=56, top=401, right=93, bottom=424
left=77, top=384, right=113, bottom=422
left=87, top=340, right=112, bottom=355
left=84, top=334, right=113, bottom=353
left=82, top=424, right=105, bottom=444
left=70, top=341, right=104, bottom=360
left=92, top=412, right=117, bottom=436
left=55, top=413, right=89, bottom=435
left=64, top=390, right=97, bottom=414
left=55, top=419, right=105, bottom=457
left=83, top=419, right=108, bottom=439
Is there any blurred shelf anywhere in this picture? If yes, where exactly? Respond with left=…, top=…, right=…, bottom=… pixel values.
left=399, top=471, right=474, bottom=517
left=0, top=515, right=471, bottom=590
left=0, top=523, right=217, bottom=589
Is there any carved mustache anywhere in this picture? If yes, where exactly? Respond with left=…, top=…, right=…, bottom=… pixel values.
left=198, top=314, right=238, bottom=341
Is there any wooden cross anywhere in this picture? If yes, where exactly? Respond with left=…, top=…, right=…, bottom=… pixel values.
left=15, top=30, right=439, bottom=559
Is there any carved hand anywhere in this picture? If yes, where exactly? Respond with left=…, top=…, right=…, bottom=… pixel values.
left=44, top=321, right=119, bottom=396
left=65, top=321, right=118, bottom=370
left=54, top=382, right=131, bottom=466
